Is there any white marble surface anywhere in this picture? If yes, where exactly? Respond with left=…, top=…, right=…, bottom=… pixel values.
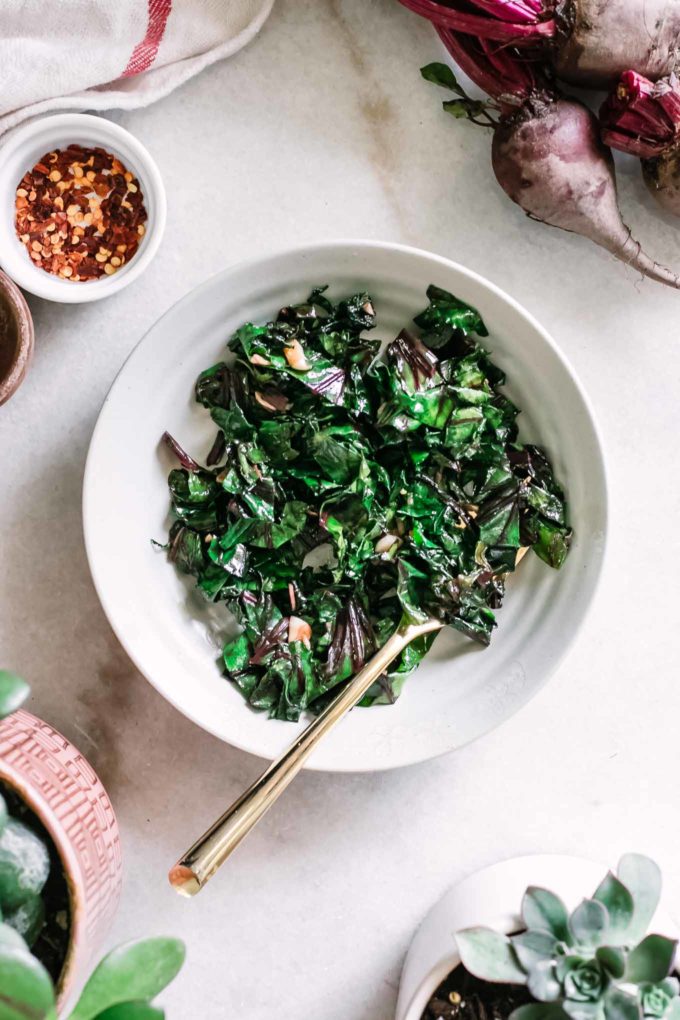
left=2, top=1, right=680, bottom=1016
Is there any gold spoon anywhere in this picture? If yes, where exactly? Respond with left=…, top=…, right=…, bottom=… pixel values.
left=169, top=548, right=528, bottom=896
left=168, top=615, right=443, bottom=896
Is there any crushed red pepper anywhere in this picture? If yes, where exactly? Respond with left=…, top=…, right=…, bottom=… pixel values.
left=14, top=144, right=148, bottom=282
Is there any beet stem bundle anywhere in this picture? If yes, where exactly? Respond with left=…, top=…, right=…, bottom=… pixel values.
left=436, top=26, right=544, bottom=104
left=601, top=71, right=680, bottom=216
left=601, top=72, right=680, bottom=159
left=398, top=0, right=554, bottom=42
left=401, top=0, right=680, bottom=88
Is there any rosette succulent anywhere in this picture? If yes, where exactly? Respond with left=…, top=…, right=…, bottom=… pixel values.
left=456, top=855, right=680, bottom=1020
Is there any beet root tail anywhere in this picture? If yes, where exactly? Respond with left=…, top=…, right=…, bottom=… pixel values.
left=611, top=230, right=680, bottom=289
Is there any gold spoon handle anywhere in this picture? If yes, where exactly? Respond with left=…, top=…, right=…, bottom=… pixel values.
left=169, top=616, right=443, bottom=896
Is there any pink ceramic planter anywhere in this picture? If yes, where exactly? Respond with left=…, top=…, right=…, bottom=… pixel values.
left=0, top=709, right=123, bottom=1011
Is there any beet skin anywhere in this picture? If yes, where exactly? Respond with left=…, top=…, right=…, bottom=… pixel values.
left=643, top=152, right=680, bottom=216
left=399, top=0, right=680, bottom=89
left=555, top=0, right=680, bottom=87
left=492, top=96, right=680, bottom=287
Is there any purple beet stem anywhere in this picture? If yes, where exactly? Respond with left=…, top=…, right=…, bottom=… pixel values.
left=601, top=70, right=680, bottom=158
left=161, top=431, right=202, bottom=472
left=436, top=25, right=542, bottom=103
left=397, top=0, right=554, bottom=42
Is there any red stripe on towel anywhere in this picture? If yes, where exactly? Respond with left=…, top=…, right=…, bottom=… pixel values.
left=122, top=0, right=173, bottom=78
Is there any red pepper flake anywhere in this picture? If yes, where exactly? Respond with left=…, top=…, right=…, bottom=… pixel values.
left=14, top=144, right=148, bottom=282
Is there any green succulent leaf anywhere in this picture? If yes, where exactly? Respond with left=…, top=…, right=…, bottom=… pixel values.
left=626, top=936, right=677, bottom=985
left=498, top=861, right=678, bottom=1020
left=4, top=894, right=46, bottom=948
left=562, top=957, right=608, bottom=1006
left=0, top=819, right=51, bottom=912
left=569, top=899, right=609, bottom=947
left=594, top=874, right=635, bottom=945
left=640, top=978, right=680, bottom=1019
left=528, top=960, right=562, bottom=1002
left=67, top=939, right=185, bottom=1020
left=512, top=931, right=559, bottom=971
left=556, top=955, right=584, bottom=983
left=523, top=887, right=572, bottom=944
left=596, top=946, right=626, bottom=979
left=617, top=856, right=662, bottom=944
left=0, top=673, right=29, bottom=721
left=563, top=1003, right=605, bottom=1020
left=605, top=988, right=643, bottom=1020
left=456, top=927, right=527, bottom=984
left=0, top=944, right=55, bottom=1020
left=0, top=922, right=28, bottom=953
left=94, top=1006, right=165, bottom=1020
left=511, top=1005, right=570, bottom=1020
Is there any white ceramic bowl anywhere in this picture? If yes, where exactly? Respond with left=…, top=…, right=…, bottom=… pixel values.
left=0, top=113, right=166, bottom=302
left=83, top=240, right=607, bottom=772
left=396, top=855, right=679, bottom=1020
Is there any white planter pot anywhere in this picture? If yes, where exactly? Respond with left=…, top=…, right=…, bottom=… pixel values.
left=397, top=855, right=679, bottom=1020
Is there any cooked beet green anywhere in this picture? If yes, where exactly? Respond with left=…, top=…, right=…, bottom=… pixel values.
left=159, top=285, right=571, bottom=722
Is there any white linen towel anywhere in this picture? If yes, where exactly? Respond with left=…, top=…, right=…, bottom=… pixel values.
left=0, top=0, right=274, bottom=134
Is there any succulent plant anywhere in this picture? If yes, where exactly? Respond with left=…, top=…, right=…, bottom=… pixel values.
left=0, top=930, right=186, bottom=1019
left=0, top=669, right=30, bottom=720
left=0, top=672, right=186, bottom=1016
left=456, top=855, right=680, bottom=1020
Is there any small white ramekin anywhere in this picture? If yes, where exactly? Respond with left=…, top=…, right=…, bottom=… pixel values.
left=0, top=113, right=166, bottom=303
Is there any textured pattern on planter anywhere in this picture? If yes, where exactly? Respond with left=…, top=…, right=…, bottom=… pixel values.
left=0, top=708, right=122, bottom=1001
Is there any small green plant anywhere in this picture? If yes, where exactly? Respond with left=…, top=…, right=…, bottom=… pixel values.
left=0, top=673, right=185, bottom=1017
left=0, top=670, right=30, bottom=718
left=456, top=855, right=679, bottom=1020
left=0, top=929, right=185, bottom=1019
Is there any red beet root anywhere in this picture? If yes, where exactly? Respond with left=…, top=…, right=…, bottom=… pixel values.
left=492, top=96, right=680, bottom=287
left=601, top=71, right=680, bottom=217
left=555, top=0, right=680, bottom=87
left=421, top=36, right=680, bottom=287
left=399, top=0, right=680, bottom=88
